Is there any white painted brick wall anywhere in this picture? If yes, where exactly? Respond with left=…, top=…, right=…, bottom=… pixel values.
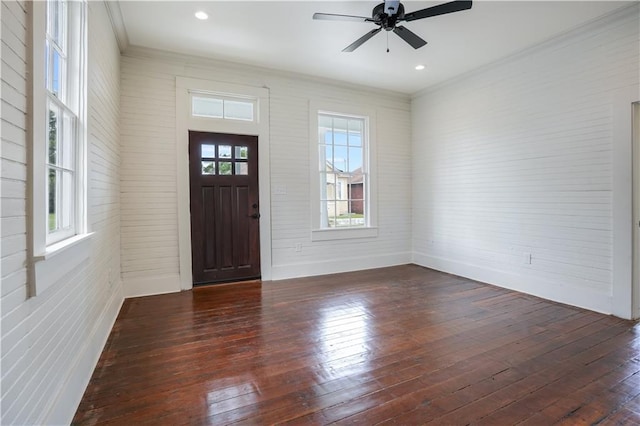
left=0, top=2, right=123, bottom=424
left=411, top=7, right=640, bottom=315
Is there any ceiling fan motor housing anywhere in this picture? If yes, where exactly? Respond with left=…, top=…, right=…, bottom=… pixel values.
left=373, top=2, right=405, bottom=30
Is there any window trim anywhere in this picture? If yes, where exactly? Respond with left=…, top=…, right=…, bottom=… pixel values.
left=31, top=0, right=89, bottom=296
left=309, top=101, right=378, bottom=241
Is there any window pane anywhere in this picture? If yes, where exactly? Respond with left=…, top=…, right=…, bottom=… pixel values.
left=48, top=167, right=57, bottom=231
left=318, top=115, right=332, bottom=129
left=192, top=96, right=223, bottom=118
left=320, top=145, right=332, bottom=171
left=201, top=144, right=215, bottom=159
left=333, top=118, right=348, bottom=145
left=218, top=145, right=231, bottom=158
left=61, top=170, right=73, bottom=229
left=333, top=146, right=347, bottom=172
left=48, top=0, right=65, bottom=47
left=335, top=201, right=349, bottom=227
left=224, top=100, right=253, bottom=121
left=348, top=147, right=363, bottom=172
left=235, top=162, right=248, bottom=175
left=202, top=161, right=215, bottom=175
left=219, top=162, right=232, bottom=175
left=51, top=48, right=62, bottom=98
left=322, top=200, right=336, bottom=228
left=48, top=105, right=58, bottom=165
left=61, top=111, right=74, bottom=169
left=235, top=146, right=248, bottom=159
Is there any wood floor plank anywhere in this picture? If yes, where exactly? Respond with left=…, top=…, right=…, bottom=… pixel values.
left=73, top=265, right=638, bottom=425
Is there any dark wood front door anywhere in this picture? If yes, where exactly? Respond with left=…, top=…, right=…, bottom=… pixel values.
left=189, top=131, right=260, bottom=285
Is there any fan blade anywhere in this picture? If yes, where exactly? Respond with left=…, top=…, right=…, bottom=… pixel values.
left=403, top=0, right=472, bottom=22
left=393, top=26, right=427, bottom=49
left=313, top=13, right=372, bottom=23
left=343, top=28, right=382, bottom=52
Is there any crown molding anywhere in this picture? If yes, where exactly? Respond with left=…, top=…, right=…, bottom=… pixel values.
left=104, top=1, right=129, bottom=53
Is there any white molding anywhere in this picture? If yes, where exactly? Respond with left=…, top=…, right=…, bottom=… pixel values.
left=104, top=0, right=129, bottom=53
left=123, top=274, right=181, bottom=298
left=271, top=252, right=411, bottom=281
left=175, top=77, right=272, bottom=291
left=412, top=2, right=640, bottom=99
left=412, top=252, right=613, bottom=315
left=41, top=281, right=123, bottom=425
left=634, top=102, right=640, bottom=319
left=611, top=87, right=639, bottom=320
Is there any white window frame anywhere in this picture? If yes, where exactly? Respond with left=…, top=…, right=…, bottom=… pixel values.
left=31, top=0, right=91, bottom=297
left=190, top=92, right=257, bottom=122
left=310, top=102, right=378, bottom=241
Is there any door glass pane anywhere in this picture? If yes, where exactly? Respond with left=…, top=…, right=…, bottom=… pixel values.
left=219, top=162, right=232, bottom=175
left=202, top=161, right=215, bottom=175
left=224, top=100, right=253, bottom=121
left=235, top=162, right=248, bottom=175
left=235, top=146, right=248, bottom=159
left=48, top=104, right=59, bottom=165
left=192, top=96, right=223, bottom=118
left=219, top=145, right=231, bottom=158
left=201, top=144, right=216, bottom=159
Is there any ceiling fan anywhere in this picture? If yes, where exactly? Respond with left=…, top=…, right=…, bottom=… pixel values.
left=313, top=0, right=472, bottom=52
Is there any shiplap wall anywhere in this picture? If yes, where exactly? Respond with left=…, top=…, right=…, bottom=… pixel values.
left=0, top=2, right=123, bottom=424
left=120, top=48, right=412, bottom=294
left=412, top=6, right=640, bottom=315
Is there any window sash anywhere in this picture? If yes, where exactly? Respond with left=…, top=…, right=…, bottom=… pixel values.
left=317, top=113, right=368, bottom=229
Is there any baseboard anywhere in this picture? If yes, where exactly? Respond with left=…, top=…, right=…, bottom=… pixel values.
left=271, top=251, right=412, bottom=281
left=42, top=282, right=124, bottom=425
left=412, top=252, right=613, bottom=315
left=123, top=273, right=181, bottom=298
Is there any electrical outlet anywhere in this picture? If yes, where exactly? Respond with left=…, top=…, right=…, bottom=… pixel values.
left=295, top=243, right=302, bottom=252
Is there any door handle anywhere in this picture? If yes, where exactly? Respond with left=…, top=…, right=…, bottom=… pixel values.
left=251, top=213, right=261, bottom=219
left=250, top=203, right=260, bottom=219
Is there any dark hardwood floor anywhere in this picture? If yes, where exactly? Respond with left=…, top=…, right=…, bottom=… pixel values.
left=73, top=265, right=640, bottom=425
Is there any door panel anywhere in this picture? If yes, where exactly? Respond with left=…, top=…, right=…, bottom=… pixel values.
left=189, top=131, right=260, bottom=285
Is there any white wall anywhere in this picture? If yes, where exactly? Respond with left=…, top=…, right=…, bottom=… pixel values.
left=412, top=5, right=640, bottom=317
left=120, top=48, right=412, bottom=296
left=0, top=2, right=123, bottom=424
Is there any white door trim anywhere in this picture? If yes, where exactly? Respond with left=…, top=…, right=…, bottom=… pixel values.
left=176, top=77, right=272, bottom=290
left=633, top=101, right=640, bottom=319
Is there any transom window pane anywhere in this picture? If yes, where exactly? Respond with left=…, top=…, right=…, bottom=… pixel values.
left=190, top=94, right=256, bottom=122
left=192, top=96, right=223, bottom=118
left=318, top=113, right=367, bottom=229
left=224, top=100, right=254, bottom=121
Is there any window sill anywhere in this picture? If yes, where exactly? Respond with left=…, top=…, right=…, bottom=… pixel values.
left=311, top=227, right=378, bottom=242
left=33, top=232, right=94, bottom=296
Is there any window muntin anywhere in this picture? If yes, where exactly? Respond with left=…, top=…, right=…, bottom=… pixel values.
left=45, top=0, right=82, bottom=245
left=191, top=94, right=255, bottom=122
left=318, top=113, right=367, bottom=229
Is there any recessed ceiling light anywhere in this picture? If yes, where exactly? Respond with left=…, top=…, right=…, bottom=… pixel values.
left=195, top=11, right=208, bottom=20
left=415, top=65, right=425, bottom=71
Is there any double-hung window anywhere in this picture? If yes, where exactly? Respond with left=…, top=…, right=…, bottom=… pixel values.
left=311, top=105, right=377, bottom=241
left=36, top=0, right=86, bottom=248
left=32, top=0, right=88, bottom=295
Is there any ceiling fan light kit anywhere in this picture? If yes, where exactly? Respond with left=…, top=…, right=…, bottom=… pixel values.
left=313, top=0, right=472, bottom=52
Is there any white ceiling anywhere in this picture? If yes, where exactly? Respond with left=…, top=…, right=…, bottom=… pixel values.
left=119, top=1, right=633, bottom=94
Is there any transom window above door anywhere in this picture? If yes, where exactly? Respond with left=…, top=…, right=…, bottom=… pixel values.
left=200, top=144, right=249, bottom=176
left=191, top=93, right=256, bottom=122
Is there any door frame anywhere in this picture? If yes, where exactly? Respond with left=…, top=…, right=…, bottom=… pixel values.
left=634, top=101, right=640, bottom=319
left=176, top=77, right=272, bottom=290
